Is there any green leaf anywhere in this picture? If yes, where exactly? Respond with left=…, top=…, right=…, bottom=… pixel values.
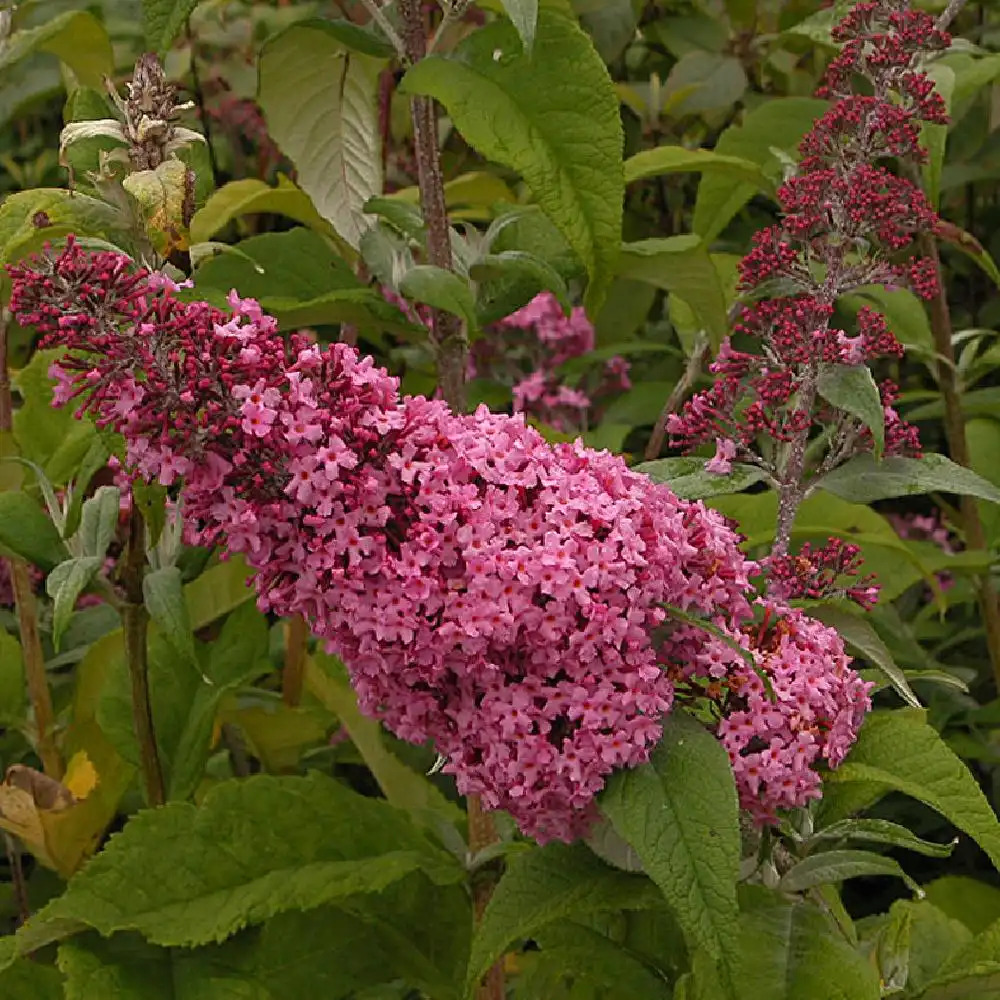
left=924, top=877, right=1000, bottom=936
left=662, top=52, right=747, bottom=115
left=0, top=11, right=113, bottom=90
left=184, top=557, right=255, bottom=630
left=0, top=191, right=125, bottom=274
left=617, top=236, right=729, bottom=349
left=843, top=286, right=933, bottom=351
left=519, top=921, right=672, bottom=998
left=465, top=842, right=663, bottom=997
left=810, top=604, right=921, bottom=710
left=78, top=486, right=120, bottom=560
left=142, top=567, right=197, bottom=668
left=401, top=7, right=623, bottom=314
left=601, top=712, right=740, bottom=987
left=399, top=265, right=477, bottom=328
left=141, top=0, right=199, bottom=54
left=635, top=457, right=768, bottom=500
left=819, top=453, right=1000, bottom=504
left=12, top=772, right=464, bottom=957
left=500, top=0, right=538, bottom=52
left=62, top=435, right=113, bottom=540
left=921, top=63, right=955, bottom=210
left=0, top=631, right=26, bottom=724
left=777, top=849, right=919, bottom=895
left=191, top=228, right=414, bottom=333
left=693, top=98, right=828, bottom=242
left=0, top=956, right=64, bottom=1000
left=624, top=145, right=769, bottom=187
left=0, top=491, right=70, bottom=571
left=60, top=889, right=469, bottom=1000
left=817, top=364, right=885, bottom=458
left=469, top=250, right=571, bottom=314
left=167, top=603, right=270, bottom=801
left=308, top=653, right=463, bottom=826
left=573, top=0, right=636, bottom=62
left=813, top=818, right=955, bottom=858
left=364, top=195, right=426, bottom=239
left=732, top=894, right=881, bottom=1000
left=46, top=556, right=104, bottom=649
left=12, top=348, right=98, bottom=485
left=917, top=917, right=1000, bottom=1000
left=826, top=710, right=1000, bottom=869
left=258, top=22, right=386, bottom=249
left=190, top=175, right=333, bottom=244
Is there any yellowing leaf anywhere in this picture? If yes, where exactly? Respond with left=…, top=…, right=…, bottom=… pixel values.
left=122, top=159, right=193, bottom=255
left=0, top=752, right=98, bottom=876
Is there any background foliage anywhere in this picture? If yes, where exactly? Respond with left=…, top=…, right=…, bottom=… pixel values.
left=4, top=0, right=1000, bottom=997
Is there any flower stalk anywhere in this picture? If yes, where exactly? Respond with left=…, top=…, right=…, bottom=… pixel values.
left=0, top=314, right=60, bottom=780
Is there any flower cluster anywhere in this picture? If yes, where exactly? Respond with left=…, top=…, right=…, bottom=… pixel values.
left=668, top=0, right=940, bottom=470
left=767, top=537, right=879, bottom=610
left=671, top=603, right=873, bottom=824
left=11, top=240, right=784, bottom=841
left=492, top=293, right=629, bottom=433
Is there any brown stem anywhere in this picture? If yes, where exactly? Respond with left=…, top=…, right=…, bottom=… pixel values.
left=282, top=615, right=309, bottom=707
left=399, top=0, right=468, bottom=413
left=918, top=233, right=1000, bottom=687
left=645, top=333, right=710, bottom=461
left=0, top=317, right=61, bottom=780
left=121, top=506, right=165, bottom=807
left=396, top=4, right=498, bottom=997
left=4, top=832, right=29, bottom=927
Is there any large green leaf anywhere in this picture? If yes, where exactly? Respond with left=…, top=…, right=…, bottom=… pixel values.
left=59, top=884, right=470, bottom=1000
left=0, top=190, right=125, bottom=275
left=732, top=894, right=880, bottom=1000
left=518, top=921, right=672, bottom=998
left=601, top=712, right=740, bottom=989
left=924, top=877, right=1000, bottom=935
left=826, top=710, right=1000, bottom=868
left=401, top=7, right=623, bottom=313
left=617, top=236, right=729, bottom=349
left=191, top=228, right=414, bottom=333
left=817, top=364, right=885, bottom=458
left=12, top=772, right=464, bottom=958
left=465, top=842, right=663, bottom=997
left=693, top=98, right=828, bottom=241
left=819, top=453, right=1000, bottom=505
left=0, top=11, right=113, bottom=90
left=0, top=491, right=70, bottom=571
left=0, top=957, right=64, bottom=1000
left=258, top=22, right=386, bottom=249
left=167, top=602, right=271, bottom=802
left=624, top=145, right=768, bottom=187
left=189, top=175, right=332, bottom=244
left=917, top=917, right=1000, bottom=999
left=810, top=604, right=921, bottom=710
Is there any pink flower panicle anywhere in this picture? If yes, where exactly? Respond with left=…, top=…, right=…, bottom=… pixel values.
left=10, top=239, right=817, bottom=842
left=670, top=602, right=872, bottom=824
left=669, top=0, right=937, bottom=468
